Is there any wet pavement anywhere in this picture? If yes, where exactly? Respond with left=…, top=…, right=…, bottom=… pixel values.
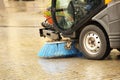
left=0, top=1, right=120, bottom=80
left=0, top=26, right=120, bottom=80
left=0, top=0, right=47, bottom=27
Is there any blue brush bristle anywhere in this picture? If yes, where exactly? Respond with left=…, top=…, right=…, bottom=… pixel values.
left=38, top=43, right=57, bottom=58
left=38, top=41, right=83, bottom=58
left=57, top=43, right=78, bottom=57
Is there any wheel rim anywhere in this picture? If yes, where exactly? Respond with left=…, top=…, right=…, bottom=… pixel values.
left=83, top=31, right=101, bottom=55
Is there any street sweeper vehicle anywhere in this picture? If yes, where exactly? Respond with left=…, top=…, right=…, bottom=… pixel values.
left=39, top=0, right=120, bottom=60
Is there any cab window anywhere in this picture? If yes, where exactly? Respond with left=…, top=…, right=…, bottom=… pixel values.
left=54, top=0, right=102, bottom=30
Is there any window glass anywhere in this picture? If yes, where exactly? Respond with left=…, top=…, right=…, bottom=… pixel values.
left=55, top=0, right=102, bottom=30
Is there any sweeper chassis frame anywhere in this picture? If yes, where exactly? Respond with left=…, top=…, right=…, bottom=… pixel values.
left=39, top=0, right=120, bottom=60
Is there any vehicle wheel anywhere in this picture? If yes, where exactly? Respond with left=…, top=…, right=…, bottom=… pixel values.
left=79, top=24, right=111, bottom=60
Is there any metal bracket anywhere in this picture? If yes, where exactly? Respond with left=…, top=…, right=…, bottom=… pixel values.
left=65, top=40, right=72, bottom=50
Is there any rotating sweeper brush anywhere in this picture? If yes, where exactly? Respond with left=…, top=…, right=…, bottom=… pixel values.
left=38, top=4, right=82, bottom=58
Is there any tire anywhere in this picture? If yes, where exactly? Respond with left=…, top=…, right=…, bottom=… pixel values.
left=79, top=24, right=111, bottom=60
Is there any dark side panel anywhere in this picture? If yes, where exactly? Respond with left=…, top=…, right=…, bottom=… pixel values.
left=108, top=1, right=120, bottom=48
left=108, top=1, right=120, bottom=34
left=92, top=1, right=120, bottom=48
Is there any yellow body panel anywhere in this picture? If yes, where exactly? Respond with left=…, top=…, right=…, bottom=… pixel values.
left=105, top=0, right=112, bottom=4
